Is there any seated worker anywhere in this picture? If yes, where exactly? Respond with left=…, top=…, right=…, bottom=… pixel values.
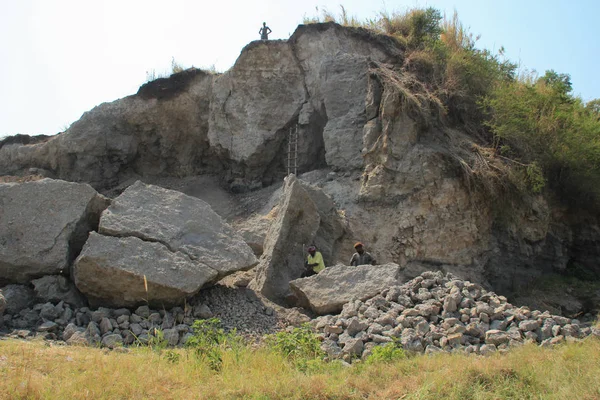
left=303, top=245, right=325, bottom=277
left=350, top=242, right=376, bottom=266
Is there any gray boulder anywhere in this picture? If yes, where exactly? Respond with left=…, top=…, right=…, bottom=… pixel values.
left=99, top=181, right=257, bottom=278
left=0, top=179, right=110, bottom=283
left=31, top=275, right=86, bottom=308
left=250, top=175, right=346, bottom=301
left=73, top=232, right=218, bottom=308
left=289, top=263, right=403, bottom=315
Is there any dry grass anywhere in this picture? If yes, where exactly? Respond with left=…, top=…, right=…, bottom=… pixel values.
left=1, top=337, right=600, bottom=399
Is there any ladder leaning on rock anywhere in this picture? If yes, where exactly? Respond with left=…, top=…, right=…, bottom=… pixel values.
left=287, top=125, right=298, bottom=176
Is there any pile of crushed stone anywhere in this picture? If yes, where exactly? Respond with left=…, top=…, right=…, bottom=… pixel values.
left=313, top=271, right=600, bottom=361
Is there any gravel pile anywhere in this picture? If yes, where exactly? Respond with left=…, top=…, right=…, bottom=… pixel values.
left=313, top=271, right=600, bottom=360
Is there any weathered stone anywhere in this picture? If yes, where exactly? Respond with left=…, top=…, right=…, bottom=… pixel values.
left=289, top=263, right=402, bottom=315
left=99, top=317, right=113, bottom=335
left=325, top=325, right=343, bottom=335
left=480, top=344, right=497, bottom=355
left=102, top=334, right=123, bottom=349
left=162, top=328, right=180, bottom=346
left=346, top=318, right=369, bottom=336
left=0, top=179, right=109, bottom=283
left=193, top=304, right=213, bottom=319
left=135, top=306, right=150, bottom=319
left=74, top=232, right=217, bottom=308
left=518, top=320, right=539, bottom=332
left=37, top=321, right=58, bottom=332
left=62, top=323, right=80, bottom=341
left=67, top=331, right=90, bottom=346
left=39, top=303, right=59, bottom=321
left=31, top=275, right=86, bottom=308
left=485, top=330, right=510, bottom=346
left=342, top=338, right=364, bottom=356
left=0, top=284, right=35, bottom=315
left=99, top=181, right=257, bottom=279
left=447, top=333, right=463, bottom=347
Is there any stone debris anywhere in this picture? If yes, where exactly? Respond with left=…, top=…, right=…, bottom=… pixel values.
left=0, top=284, right=284, bottom=348
left=312, top=271, right=598, bottom=360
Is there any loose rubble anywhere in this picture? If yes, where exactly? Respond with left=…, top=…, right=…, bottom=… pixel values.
left=0, top=284, right=283, bottom=347
left=312, top=271, right=600, bottom=361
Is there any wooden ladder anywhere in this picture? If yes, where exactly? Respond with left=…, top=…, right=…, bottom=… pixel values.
left=287, top=125, right=298, bottom=176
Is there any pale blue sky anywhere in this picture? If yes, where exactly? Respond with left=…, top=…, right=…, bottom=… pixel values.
left=1, top=0, right=598, bottom=138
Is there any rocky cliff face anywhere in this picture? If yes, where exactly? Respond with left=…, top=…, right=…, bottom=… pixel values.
left=0, top=22, right=598, bottom=311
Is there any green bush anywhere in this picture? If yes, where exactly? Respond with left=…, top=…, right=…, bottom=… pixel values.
left=365, top=342, right=406, bottom=364
left=185, top=318, right=245, bottom=371
left=265, top=324, right=324, bottom=368
left=482, top=72, right=600, bottom=203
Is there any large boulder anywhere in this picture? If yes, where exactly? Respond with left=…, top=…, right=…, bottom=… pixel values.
left=289, top=263, right=403, bottom=314
left=250, top=175, right=347, bottom=301
left=0, top=179, right=110, bottom=284
left=98, top=181, right=258, bottom=278
left=73, top=232, right=218, bottom=308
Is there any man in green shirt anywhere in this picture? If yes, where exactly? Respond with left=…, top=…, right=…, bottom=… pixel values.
left=303, top=245, right=325, bottom=277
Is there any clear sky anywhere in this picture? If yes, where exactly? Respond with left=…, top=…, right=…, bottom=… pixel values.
left=1, top=0, right=598, bottom=138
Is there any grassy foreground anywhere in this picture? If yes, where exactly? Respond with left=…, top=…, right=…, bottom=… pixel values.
left=1, top=337, right=599, bottom=399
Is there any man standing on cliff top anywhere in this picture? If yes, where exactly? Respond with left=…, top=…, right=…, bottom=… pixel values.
left=259, top=22, right=272, bottom=40
left=350, top=242, right=376, bottom=266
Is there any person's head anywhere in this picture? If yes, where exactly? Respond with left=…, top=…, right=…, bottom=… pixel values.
left=263, top=22, right=266, bottom=26
left=354, top=242, right=364, bottom=254
left=307, top=245, right=316, bottom=255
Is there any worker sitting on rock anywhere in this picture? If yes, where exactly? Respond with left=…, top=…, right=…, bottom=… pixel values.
left=303, top=245, right=325, bottom=277
left=350, top=242, right=376, bottom=266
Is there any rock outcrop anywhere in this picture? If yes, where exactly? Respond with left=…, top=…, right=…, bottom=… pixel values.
left=0, top=179, right=110, bottom=284
left=250, top=175, right=347, bottom=301
left=290, top=263, right=403, bottom=314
